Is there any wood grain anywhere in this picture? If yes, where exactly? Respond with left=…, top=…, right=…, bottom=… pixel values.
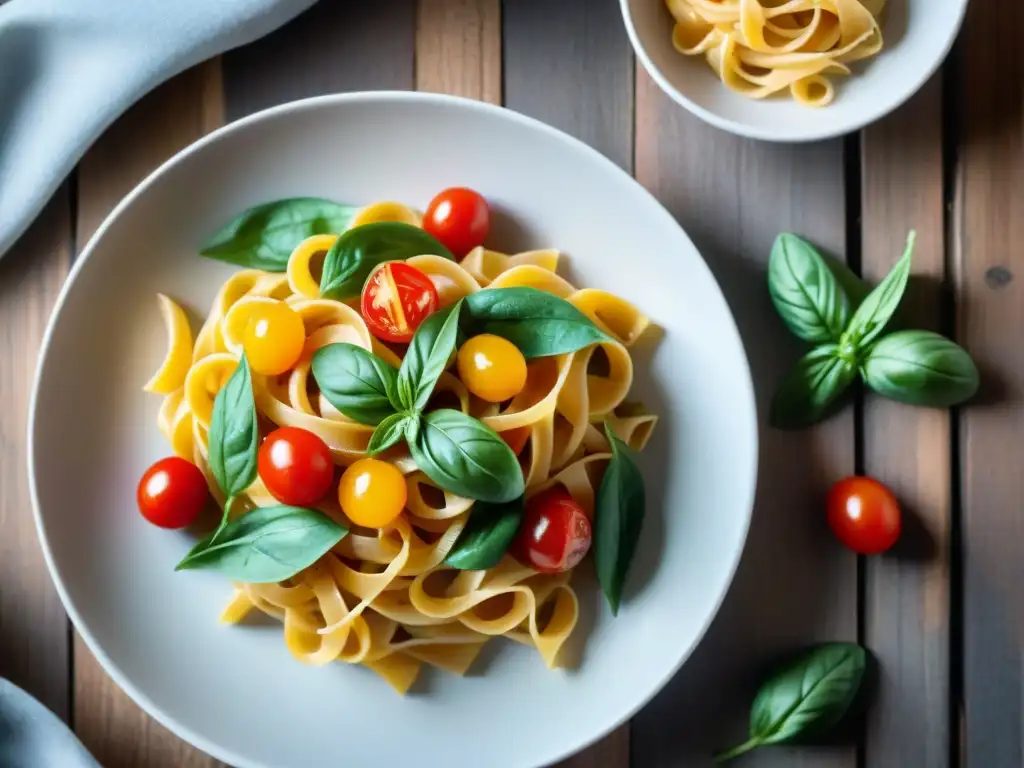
left=73, top=60, right=226, bottom=768
left=0, top=192, right=72, bottom=721
left=416, top=0, right=501, bottom=103
left=860, top=76, right=950, bottom=768
left=501, top=2, right=634, bottom=765
left=630, top=69, right=857, bottom=768
left=222, top=1, right=416, bottom=118
left=503, top=0, right=634, bottom=171
left=956, top=0, right=1024, bottom=764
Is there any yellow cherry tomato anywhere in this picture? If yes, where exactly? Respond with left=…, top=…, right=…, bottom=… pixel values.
left=456, top=334, right=528, bottom=403
left=337, top=458, right=407, bottom=528
left=242, top=302, right=306, bottom=375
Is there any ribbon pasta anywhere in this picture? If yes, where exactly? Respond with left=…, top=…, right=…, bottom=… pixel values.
left=667, top=0, right=886, bottom=107
left=147, top=201, right=657, bottom=694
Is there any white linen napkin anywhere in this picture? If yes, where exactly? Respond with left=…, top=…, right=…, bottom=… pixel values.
left=0, top=0, right=318, bottom=258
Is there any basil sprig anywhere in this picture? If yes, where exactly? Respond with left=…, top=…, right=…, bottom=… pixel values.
left=177, top=354, right=347, bottom=578
left=594, top=423, right=646, bottom=614
left=320, top=222, right=454, bottom=300
left=311, top=343, right=399, bottom=426
left=716, top=643, right=866, bottom=762
left=312, top=287, right=613, bottom=502
left=769, top=232, right=979, bottom=429
left=444, top=497, right=525, bottom=570
left=176, top=505, right=346, bottom=583
left=200, top=198, right=357, bottom=271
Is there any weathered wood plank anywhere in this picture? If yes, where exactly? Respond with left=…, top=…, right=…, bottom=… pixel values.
left=860, top=76, right=950, bottom=768
left=416, top=0, right=500, bottom=103
left=222, top=1, right=416, bottom=117
left=630, top=69, right=857, bottom=767
left=956, top=0, right=1024, bottom=764
left=502, top=2, right=633, bottom=765
left=503, top=0, right=634, bottom=171
left=73, top=60, right=225, bottom=768
left=0, top=192, right=72, bottom=721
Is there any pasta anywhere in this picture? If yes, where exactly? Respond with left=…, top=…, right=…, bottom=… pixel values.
left=666, top=0, right=886, bottom=107
left=142, top=196, right=657, bottom=694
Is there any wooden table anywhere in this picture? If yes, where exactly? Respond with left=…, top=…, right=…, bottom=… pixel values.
left=0, top=1, right=1019, bottom=766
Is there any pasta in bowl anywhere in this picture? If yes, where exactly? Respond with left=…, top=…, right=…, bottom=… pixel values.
left=29, top=91, right=756, bottom=768
left=622, top=0, right=969, bottom=141
left=140, top=194, right=658, bottom=694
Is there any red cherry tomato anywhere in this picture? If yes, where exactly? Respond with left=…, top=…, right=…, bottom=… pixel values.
left=360, top=261, right=440, bottom=343
left=827, top=476, right=902, bottom=555
left=137, top=456, right=209, bottom=529
left=423, top=187, right=490, bottom=258
left=258, top=427, right=335, bottom=506
left=513, top=488, right=592, bottom=574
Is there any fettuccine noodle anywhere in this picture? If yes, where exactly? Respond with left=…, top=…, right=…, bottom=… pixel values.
left=146, top=200, right=657, bottom=694
left=666, top=0, right=886, bottom=107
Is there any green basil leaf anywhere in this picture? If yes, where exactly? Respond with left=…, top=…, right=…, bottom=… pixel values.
left=862, top=330, right=979, bottom=407
left=208, top=355, right=258, bottom=497
left=770, top=346, right=857, bottom=430
left=200, top=198, right=356, bottom=271
left=409, top=409, right=524, bottom=503
left=319, top=222, right=453, bottom=300
left=768, top=234, right=852, bottom=344
left=367, top=413, right=411, bottom=455
left=463, top=287, right=613, bottom=358
left=311, top=343, right=399, bottom=426
left=594, top=423, right=646, bottom=615
left=843, top=230, right=915, bottom=349
left=444, top=497, right=525, bottom=570
left=716, top=643, right=866, bottom=762
left=175, top=505, right=347, bottom=583
left=820, top=251, right=870, bottom=311
left=396, top=301, right=463, bottom=412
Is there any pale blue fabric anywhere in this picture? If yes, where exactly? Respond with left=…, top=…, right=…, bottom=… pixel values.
left=0, top=0, right=318, bottom=258
left=0, top=678, right=98, bottom=767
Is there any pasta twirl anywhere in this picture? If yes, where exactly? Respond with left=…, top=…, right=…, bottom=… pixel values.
left=667, top=0, right=886, bottom=107
left=145, top=197, right=658, bottom=694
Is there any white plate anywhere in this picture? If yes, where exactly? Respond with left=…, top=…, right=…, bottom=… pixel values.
left=29, top=92, right=757, bottom=768
left=622, top=0, right=968, bottom=142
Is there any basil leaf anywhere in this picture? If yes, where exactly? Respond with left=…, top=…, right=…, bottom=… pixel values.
left=464, top=287, right=612, bottom=358
left=862, top=330, right=979, bottom=407
left=820, top=251, right=870, bottom=311
left=396, top=301, right=463, bottom=412
left=444, top=497, right=525, bottom=570
left=768, top=234, right=852, bottom=343
left=843, top=230, right=916, bottom=349
left=409, top=409, right=524, bottom=503
left=319, top=222, right=453, bottom=300
left=175, top=505, right=347, bottom=583
left=311, top=343, right=399, bottom=426
left=770, top=346, right=857, bottom=430
left=367, top=413, right=411, bottom=455
left=200, top=198, right=356, bottom=271
left=716, top=643, right=866, bottom=762
left=594, top=423, right=646, bottom=615
left=208, top=355, right=258, bottom=497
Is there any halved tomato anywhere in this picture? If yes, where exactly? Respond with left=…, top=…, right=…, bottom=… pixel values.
left=360, top=262, right=439, bottom=344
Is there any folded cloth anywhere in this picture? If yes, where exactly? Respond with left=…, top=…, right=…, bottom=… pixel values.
left=0, top=678, right=99, bottom=767
left=0, top=0, right=317, bottom=259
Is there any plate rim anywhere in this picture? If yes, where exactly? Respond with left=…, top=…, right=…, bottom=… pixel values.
left=27, top=90, right=759, bottom=768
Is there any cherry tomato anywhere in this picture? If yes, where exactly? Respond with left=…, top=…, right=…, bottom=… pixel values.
left=137, top=456, right=209, bottom=529
left=513, top=488, right=592, bottom=574
left=338, top=458, right=407, bottom=528
left=360, top=262, right=439, bottom=343
left=456, top=334, right=527, bottom=403
left=258, top=427, right=335, bottom=506
left=500, top=426, right=531, bottom=456
left=243, top=301, right=306, bottom=375
left=827, top=476, right=902, bottom=555
left=423, top=187, right=490, bottom=258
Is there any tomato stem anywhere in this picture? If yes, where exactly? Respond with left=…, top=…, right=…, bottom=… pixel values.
left=714, top=736, right=764, bottom=763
